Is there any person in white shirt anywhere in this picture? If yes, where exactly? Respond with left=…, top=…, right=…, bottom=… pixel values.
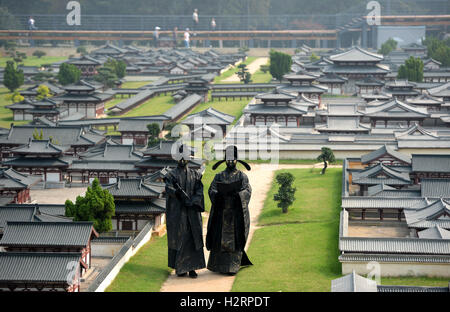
left=184, top=28, right=190, bottom=48
left=192, top=9, right=199, bottom=31
left=28, top=16, right=37, bottom=30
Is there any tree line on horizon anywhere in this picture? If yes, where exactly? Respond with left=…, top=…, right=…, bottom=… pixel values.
left=0, top=0, right=437, bottom=16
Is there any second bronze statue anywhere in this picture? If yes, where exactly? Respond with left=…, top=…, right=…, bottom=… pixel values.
left=206, top=145, right=253, bottom=275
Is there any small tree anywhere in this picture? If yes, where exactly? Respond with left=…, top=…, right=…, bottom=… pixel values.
left=36, top=84, right=50, bottom=100
left=104, top=58, right=127, bottom=79
left=378, top=38, right=398, bottom=56
left=317, top=147, right=335, bottom=175
left=237, top=63, right=252, bottom=84
left=397, top=56, right=424, bottom=82
left=269, top=50, right=292, bottom=82
left=3, top=61, right=24, bottom=92
left=310, top=52, right=320, bottom=62
left=32, top=50, right=46, bottom=58
left=33, top=128, right=44, bottom=140
left=93, top=66, right=118, bottom=88
left=147, top=123, right=161, bottom=146
left=76, top=46, right=88, bottom=55
left=58, top=63, right=81, bottom=85
left=273, top=172, right=296, bottom=213
left=65, top=178, right=115, bottom=233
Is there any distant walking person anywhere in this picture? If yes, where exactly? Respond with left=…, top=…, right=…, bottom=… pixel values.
left=210, top=18, right=216, bottom=31
left=192, top=9, right=199, bottom=32
left=153, top=26, right=160, bottom=48
left=184, top=28, right=190, bottom=48
left=172, top=26, right=178, bottom=48
left=28, top=16, right=37, bottom=30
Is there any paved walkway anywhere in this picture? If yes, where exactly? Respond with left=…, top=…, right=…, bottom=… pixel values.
left=30, top=187, right=87, bottom=204
left=160, top=163, right=341, bottom=292
left=222, top=57, right=269, bottom=83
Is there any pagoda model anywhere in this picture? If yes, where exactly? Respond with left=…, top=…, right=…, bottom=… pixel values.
left=280, top=70, right=327, bottom=101
left=384, top=80, right=420, bottom=100
left=244, top=89, right=312, bottom=127
left=103, top=177, right=166, bottom=231
left=323, top=47, right=390, bottom=93
left=54, top=80, right=113, bottom=119
left=2, top=139, right=71, bottom=183
left=66, top=55, right=104, bottom=77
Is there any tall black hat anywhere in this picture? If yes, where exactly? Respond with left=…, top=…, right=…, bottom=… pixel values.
left=212, top=145, right=251, bottom=171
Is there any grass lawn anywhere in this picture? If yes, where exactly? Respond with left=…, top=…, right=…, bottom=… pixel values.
left=0, top=56, right=67, bottom=67
left=214, top=56, right=257, bottom=84
left=232, top=167, right=449, bottom=291
left=105, top=235, right=171, bottom=292
left=109, top=94, right=176, bottom=118
left=251, top=59, right=273, bottom=84
left=121, top=81, right=152, bottom=89
left=232, top=168, right=342, bottom=291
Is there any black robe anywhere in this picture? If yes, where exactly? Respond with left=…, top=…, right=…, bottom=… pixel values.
left=165, top=166, right=206, bottom=275
left=206, top=168, right=252, bottom=274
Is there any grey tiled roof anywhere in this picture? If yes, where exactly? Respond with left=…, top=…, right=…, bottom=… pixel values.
left=331, top=271, right=378, bottom=292
left=317, top=72, right=347, bottom=83
left=80, top=144, right=143, bottom=162
left=0, top=168, right=41, bottom=190
left=339, top=237, right=450, bottom=254
left=404, top=198, right=450, bottom=229
left=113, top=89, right=156, bottom=112
left=352, top=163, right=412, bottom=185
left=3, top=157, right=71, bottom=168
left=0, top=125, right=105, bottom=147
left=412, top=154, right=450, bottom=173
left=428, top=82, right=450, bottom=97
left=6, top=203, right=66, bottom=216
left=182, top=107, right=235, bottom=126
left=339, top=253, right=450, bottom=264
left=406, top=94, right=443, bottom=105
left=0, top=252, right=82, bottom=283
left=361, top=145, right=411, bottom=164
left=115, top=199, right=165, bottom=214
left=364, top=98, right=429, bottom=118
left=418, top=226, right=450, bottom=239
left=0, top=206, right=35, bottom=228
left=103, top=178, right=164, bottom=198
left=0, top=221, right=96, bottom=247
left=10, top=139, right=69, bottom=155
left=377, top=285, right=449, bottom=292
left=324, top=64, right=390, bottom=74
left=421, top=179, right=450, bottom=198
left=69, top=161, right=139, bottom=171
left=341, top=197, right=427, bottom=209
left=245, top=103, right=308, bottom=115
left=162, top=94, right=202, bottom=120
left=330, top=47, right=383, bottom=62
left=118, top=117, right=168, bottom=132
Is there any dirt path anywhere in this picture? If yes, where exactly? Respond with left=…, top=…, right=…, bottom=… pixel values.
left=221, top=57, right=269, bottom=83
left=159, top=163, right=340, bottom=292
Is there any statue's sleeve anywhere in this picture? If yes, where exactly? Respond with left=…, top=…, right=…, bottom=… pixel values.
left=164, top=173, right=177, bottom=198
left=208, top=174, right=219, bottom=204
left=190, top=171, right=204, bottom=212
left=238, top=173, right=252, bottom=208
